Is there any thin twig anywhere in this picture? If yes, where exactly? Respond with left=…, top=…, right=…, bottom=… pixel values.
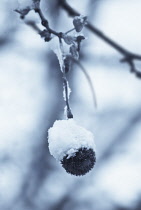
left=59, top=0, right=141, bottom=78
left=65, top=28, right=75, bottom=34
left=34, top=8, right=62, bottom=38
left=25, top=20, right=42, bottom=33
left=15, top=6, right=63, bottom=38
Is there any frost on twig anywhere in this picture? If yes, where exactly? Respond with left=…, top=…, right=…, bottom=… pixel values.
left=49, top=37, right=64, bottom=72
left=49, top=37, right=74, bottom=119
left=63, top=81, right=71, bottom=101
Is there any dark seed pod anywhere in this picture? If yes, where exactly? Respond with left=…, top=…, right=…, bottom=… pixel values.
left=61, top=148, right=96, bottom=176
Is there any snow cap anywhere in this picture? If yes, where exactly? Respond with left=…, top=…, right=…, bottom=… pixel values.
left=48, top=119, right=96, bottom=161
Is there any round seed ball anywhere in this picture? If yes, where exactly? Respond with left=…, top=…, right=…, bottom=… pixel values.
left=61, top=147, right=96, bottom=176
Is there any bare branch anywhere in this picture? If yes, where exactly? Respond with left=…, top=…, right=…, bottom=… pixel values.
left=15, top=3, right=63, bottom=39
left=59, top=0, right=141, bottom=78
left=34, top=8, right=62, bottom=38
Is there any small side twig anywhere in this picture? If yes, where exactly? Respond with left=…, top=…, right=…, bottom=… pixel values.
left=73, top=60, right=97, bottom=108
left=120, top=55, right=141, bottom=78
left=25, top=20, right=41, bottom=33
left=65, top=28, right=75, bottom=34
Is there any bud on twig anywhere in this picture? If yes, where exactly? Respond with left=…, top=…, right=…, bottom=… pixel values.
left=73, top=15, right=87, bottom=32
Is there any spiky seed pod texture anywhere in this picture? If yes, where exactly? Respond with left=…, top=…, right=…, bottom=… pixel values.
left=48, top=119, right=96, bottom=176
left=61, top=148, right=96, bottom=176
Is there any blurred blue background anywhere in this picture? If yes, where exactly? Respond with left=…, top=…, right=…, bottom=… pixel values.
left=0, top=0, right=141, bottom=209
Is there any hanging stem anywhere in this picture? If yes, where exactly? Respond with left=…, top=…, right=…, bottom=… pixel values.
left=73, top=60, right=97, bottom=108
left=62, top=75, right=73, bottom=119
left=59, top=38, right=73, bottom=119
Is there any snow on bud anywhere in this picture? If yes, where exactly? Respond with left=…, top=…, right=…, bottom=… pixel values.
left=73, top=15, right=87, bottom=32
left=62, top=34, right=75, bottom=45
left=17, top=0, right=33, bottom=9
left=16, top=0, right=39, bottom=19
left=48, top=119, right=96, bottom=176
left=49, top=37, right=64, bottom=72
